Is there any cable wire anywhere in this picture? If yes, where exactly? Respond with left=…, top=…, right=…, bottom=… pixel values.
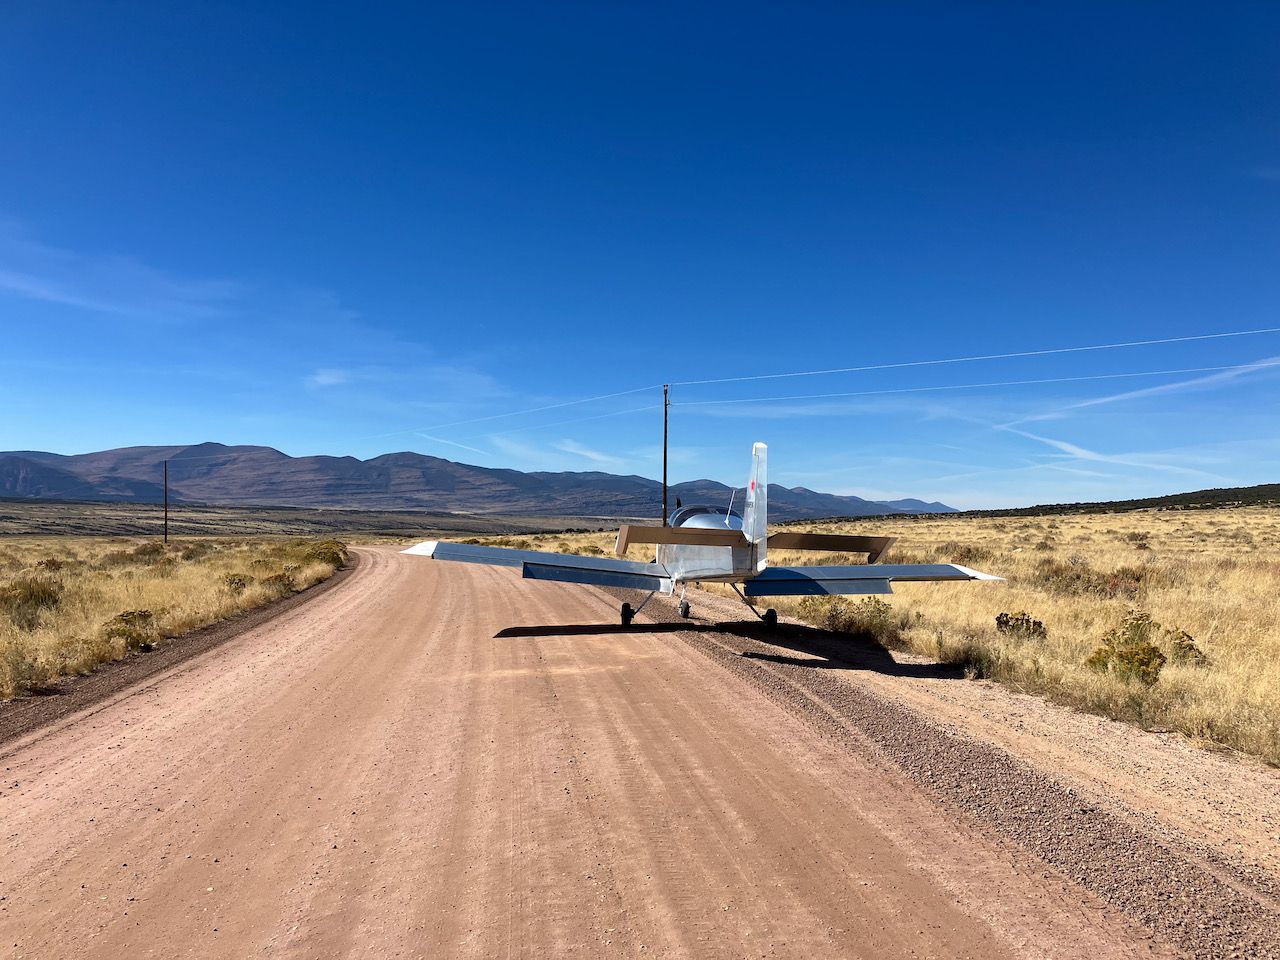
left=671, top=361, right=1280, bottom=407
left=670, top=326, right=1280, bottom=387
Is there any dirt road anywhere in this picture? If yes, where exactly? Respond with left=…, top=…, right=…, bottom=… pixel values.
left=1, top=546, right=1276, bottom=958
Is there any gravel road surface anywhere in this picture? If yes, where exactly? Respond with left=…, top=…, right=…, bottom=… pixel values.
left=2, top=545, right=1275, bottom=958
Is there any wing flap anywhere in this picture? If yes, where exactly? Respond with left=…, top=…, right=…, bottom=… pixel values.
left=402, top=540, right=667, bottom=577
left=744, top=576, right=892, bottom=597
left=523, top=562, right=674, bottom=593
left=766, top=532, right=897, bottom=563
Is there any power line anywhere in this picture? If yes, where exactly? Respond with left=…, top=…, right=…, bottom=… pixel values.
left=670, top=361, right=1280, bottom=407
left=670, top=326, right=1280, bottom=387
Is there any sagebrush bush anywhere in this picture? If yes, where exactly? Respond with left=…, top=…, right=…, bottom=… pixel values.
left=995, top=610, right=1048, bottom=640
left=102, top=609, right=157, bottom=651
left=936, top=541, right=994, bottom=566
left=1087, top=612, right=1168, bottom=685
left=303, top=540, right=348, bottom=568
left=260, top=572, right=295, bottom=596
left=223, top=573, right=254, bottom=592
left=0, top=575, right=63, bottom=630
left=797, top=596, right=908, bottom=646
left=1164, top=627, right=1208, bottom=666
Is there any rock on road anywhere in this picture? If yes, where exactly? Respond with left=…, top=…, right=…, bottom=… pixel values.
left=1, top=546, right=1275, bottom=958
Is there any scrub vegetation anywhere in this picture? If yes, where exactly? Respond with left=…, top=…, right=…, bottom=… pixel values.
left=0, top=537, right=347, bottom=699
left=486, top=506, right=1280, bottom=766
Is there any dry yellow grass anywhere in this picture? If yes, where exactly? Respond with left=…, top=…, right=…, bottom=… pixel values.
left=0, top=537, right=348, bottom=699
left=478, top=507, right=1280, bottom=765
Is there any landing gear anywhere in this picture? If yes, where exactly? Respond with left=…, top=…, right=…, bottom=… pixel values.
left=620, top=590, right=657, bottom=627
left=728, top=583, right=778, bottom=626
left=678, top=599, right=691, bottom=619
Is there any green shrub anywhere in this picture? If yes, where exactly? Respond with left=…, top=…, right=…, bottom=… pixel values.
left=797, top=596, right=907, bottom=646
left=936, top=541, right=994, bottom=566
left=1164, top=628, right=1209, bottom=666
left=995, top=611, right=1047, bottom=640
left=130, top=542, right=168, bottom=564
left=303, top=540, right=348, bottom=568
left=261, top=572, right=294, bottom=596
left=1, top=575, right=63, bottom=630
left=179, top=542, right=216, bottom=562
left=1031, top=558, right=1146, bottom=599
left=1086, top=612, right=1167, bottom=685
left=102, top=609, right=157, bottom=651
left=223, top=573, right=255, bottom=593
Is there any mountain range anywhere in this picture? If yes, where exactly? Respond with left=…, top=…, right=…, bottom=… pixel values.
left=0, top=443, right=957, bottom=520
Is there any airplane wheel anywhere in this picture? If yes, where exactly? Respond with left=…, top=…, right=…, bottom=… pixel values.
left=763, top=608, right=778, bottom=627
left=621, top=602, right=634, bottom=626
left=678, top=600, right=691, bottom=619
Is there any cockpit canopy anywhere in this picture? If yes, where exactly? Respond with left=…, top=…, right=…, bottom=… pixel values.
left=669, top=505, right=744, bottom=531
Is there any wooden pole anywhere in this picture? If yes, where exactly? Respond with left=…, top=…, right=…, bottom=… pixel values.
left=163, top=459, right=169, bottom=545
left=661, top=384, right=669, bottom=527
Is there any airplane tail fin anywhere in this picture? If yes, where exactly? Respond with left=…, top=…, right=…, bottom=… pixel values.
left=743, top=442, right=767, bottom=570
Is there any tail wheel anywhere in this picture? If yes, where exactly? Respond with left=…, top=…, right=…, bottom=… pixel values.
left=763, top=608, right=778, bottom=627
left=678, top=599, right=691, bottom=619
left=621, top=602, right=634, bottom=626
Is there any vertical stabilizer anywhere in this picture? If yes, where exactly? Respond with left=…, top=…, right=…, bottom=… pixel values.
left=743, top=442, right=768, bottom=571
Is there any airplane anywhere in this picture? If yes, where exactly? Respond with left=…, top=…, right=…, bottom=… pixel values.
left=402, top=442, right=1000, bottom=626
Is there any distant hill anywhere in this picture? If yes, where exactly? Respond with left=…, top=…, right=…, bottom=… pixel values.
left=949, top=483, right=1280, bottom=518
left=0, top=443, right=958, bottom=521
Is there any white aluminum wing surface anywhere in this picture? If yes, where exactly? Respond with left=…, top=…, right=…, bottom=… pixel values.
left=402, top=541, right=674, bottom=594
left=744, top=562, right=1001, bottom=597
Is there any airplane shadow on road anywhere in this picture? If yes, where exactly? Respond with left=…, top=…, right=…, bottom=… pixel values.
left=494, top=620, right=963, bottom=680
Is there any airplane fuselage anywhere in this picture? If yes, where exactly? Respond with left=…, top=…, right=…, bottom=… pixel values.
left=657, top=506, right=760, bottom=583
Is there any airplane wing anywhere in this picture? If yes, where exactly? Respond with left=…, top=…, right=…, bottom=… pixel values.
left=402, top=540, right=674, bottom=594
left=744, top=563, right=1001, bottom=597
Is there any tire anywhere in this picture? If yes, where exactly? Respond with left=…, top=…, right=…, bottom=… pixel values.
left=621, top=602, right=633, bottom=626
left=678, top=600, right=691, bottom=619
left=763, top=608, right=778, bottom=627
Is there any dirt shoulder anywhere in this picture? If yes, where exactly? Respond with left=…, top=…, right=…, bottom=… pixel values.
left=0, top=552, right=360, bottom=749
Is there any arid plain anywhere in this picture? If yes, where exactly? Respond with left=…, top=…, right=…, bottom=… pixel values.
left=1, top=504, right=1278, bottom=958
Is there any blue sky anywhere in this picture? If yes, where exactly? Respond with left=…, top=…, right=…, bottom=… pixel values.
left=2, top=2, right=1279, bottom=508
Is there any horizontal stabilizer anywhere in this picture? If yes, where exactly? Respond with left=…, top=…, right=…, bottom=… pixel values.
left=615, top=524, right=749, bottom=557
left=766, top=532, right=897, bottom=564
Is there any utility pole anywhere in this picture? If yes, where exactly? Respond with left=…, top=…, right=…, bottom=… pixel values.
left=661, top=384, right=669, bottom=527
left=163, top=459, right=169, bottom=545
